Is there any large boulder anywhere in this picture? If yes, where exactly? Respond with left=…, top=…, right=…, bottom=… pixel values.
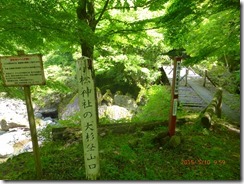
left=60, top=94, right=80, bottom=120
left=102, top=105, right=132, bottom=120
left=0, top=144, right=14, bottom=158
left=113, top=94, right=138, bottom=111
left=0, top=98, right=29, bottom=130
left=0, top=119, right=27, bottom=132
left=60, top=94, right=134, bottom=121
left=98, top=105, right=108, bottom=118
left=169, top=135, right=181, bottom=148
left=0, top=119, right=9, bottom=131
left=0, top=130, right=31, bottom=157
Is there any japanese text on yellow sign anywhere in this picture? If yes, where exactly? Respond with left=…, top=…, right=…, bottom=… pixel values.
left=0, top=55, right=45, bottom=86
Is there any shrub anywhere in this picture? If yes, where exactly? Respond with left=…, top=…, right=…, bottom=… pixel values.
left=132, top=85, right=171, bottom=123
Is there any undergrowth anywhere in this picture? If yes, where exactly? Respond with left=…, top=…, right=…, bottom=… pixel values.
left=131, top=85, right=171, bottom=123
left=0, top=111, right=240, bottom=180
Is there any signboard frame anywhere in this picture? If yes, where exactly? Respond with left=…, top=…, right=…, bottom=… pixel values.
left=0, top=54, right=46, bottom=86
left=0, top=52, right=44, bottom=179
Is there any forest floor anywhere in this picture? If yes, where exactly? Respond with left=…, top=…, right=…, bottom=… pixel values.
left=0, top=114, right=240, bottom=180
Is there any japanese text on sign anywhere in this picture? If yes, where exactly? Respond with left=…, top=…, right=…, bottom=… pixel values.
left=76, top=57, right=100, bottom=180
left=0, top=55, right=45, bottom=86
left=174, top=61, right=181, bottom=95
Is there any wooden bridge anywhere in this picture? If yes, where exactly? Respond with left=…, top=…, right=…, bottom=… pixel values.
left=163, top=65, right=240, bottom=125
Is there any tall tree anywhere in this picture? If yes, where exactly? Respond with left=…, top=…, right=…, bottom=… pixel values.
left=157, top=0, right=240, bottom=71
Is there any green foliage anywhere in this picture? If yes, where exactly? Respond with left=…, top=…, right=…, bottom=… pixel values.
left=192, top=62, right=240, bottom=94
left=0, top=78, right=24, bottom=99
left=95, top=53, right=161, bottom=97
left=207, top=66, right=240, bottom=94
left=44, top=51, right=76, bottom=68
left=31, top=60, right=76, bottom=107
left=160, top=0, right=240, bottom=73
left=132, top=85, right=171, bottom=123
left=185, top=9, right=240, bottom=70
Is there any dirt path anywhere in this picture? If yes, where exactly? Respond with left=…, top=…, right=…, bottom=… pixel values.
left=163, top=65, right=240, bottom=125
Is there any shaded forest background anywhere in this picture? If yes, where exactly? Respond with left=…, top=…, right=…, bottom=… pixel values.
left=0, top=0, right=240, bottom=101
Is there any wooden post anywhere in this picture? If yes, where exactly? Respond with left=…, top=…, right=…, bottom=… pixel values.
left=17, top=51, right=42, bottom=179
left=203, top=69, right=207, bottom=87
left=24, top=86, right=42, bottom=179
left=0, top=51, right=45, bottom=179
left=216, top=88, right=222, bottom=118
left=76, top=57, right=100, bottom=180
left=168, top=57, right=181, bottom=136
left=185, top=68, right=188, bottom=86
left=200, top=88, right=223, bottom=128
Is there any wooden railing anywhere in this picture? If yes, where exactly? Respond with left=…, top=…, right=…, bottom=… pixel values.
left=203, top=69, right=217, bottom=87
left=200, top=88, right=222, bottom=128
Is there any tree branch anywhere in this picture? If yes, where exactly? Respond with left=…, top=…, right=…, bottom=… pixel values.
left=95, top=0, right=110, bottom=25
left=106, top=26, right=163, bottom=35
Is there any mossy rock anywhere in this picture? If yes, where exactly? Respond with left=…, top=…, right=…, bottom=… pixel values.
left=169, top=135, right=181, bottom=148
left=128, top=138, right=142, bottom=149
left=151, top=131, right=169, bottom=146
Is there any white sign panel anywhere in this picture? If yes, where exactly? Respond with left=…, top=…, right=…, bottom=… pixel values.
left=173, top=99, right=178, bottom=116
left=174, top=61, right=181, bottom=95
left=76, top=57, right=100, bottom=180
left=0, top=54, right=45, bottom=86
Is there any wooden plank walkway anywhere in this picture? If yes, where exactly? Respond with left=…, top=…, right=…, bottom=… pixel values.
left=163, top=65, right=240, bottom=125
left=163, top=65, right=207, bottom=112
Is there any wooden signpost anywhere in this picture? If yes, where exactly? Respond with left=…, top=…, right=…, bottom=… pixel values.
left=0, top=52, right=45, bottom=179
left=76, top=57, right=100, bottom=180
left=0, top=54, right=45, bottom=86
left=168, top=57, right=181, bottom=136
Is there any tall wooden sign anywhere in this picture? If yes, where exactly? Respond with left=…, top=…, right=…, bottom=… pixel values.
left=76, top=57, right=100, bottom=180
left=0, top=52, right=44, bottom=179
left=168, top=57, right=181, bottom=136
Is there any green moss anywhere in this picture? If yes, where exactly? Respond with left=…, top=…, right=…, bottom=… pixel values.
left=169, top=135, right=181, bottom=148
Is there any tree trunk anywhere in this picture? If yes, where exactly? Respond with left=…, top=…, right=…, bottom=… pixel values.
left=159, top=66, right=170, bottom=85
left=76, top=1, right=100, bottom=180
left=200, top=88, right=223, bottom=128
left=52, top=121, right=168, bottom=141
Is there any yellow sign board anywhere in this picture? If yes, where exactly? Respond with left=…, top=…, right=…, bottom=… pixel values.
left=0, top=54, right=45, bottom=86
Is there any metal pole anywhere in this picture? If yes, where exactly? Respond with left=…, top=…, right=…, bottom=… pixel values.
left=24, top=86, right=42, bottom=179
left=168, top=57, right=181, bottom=136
